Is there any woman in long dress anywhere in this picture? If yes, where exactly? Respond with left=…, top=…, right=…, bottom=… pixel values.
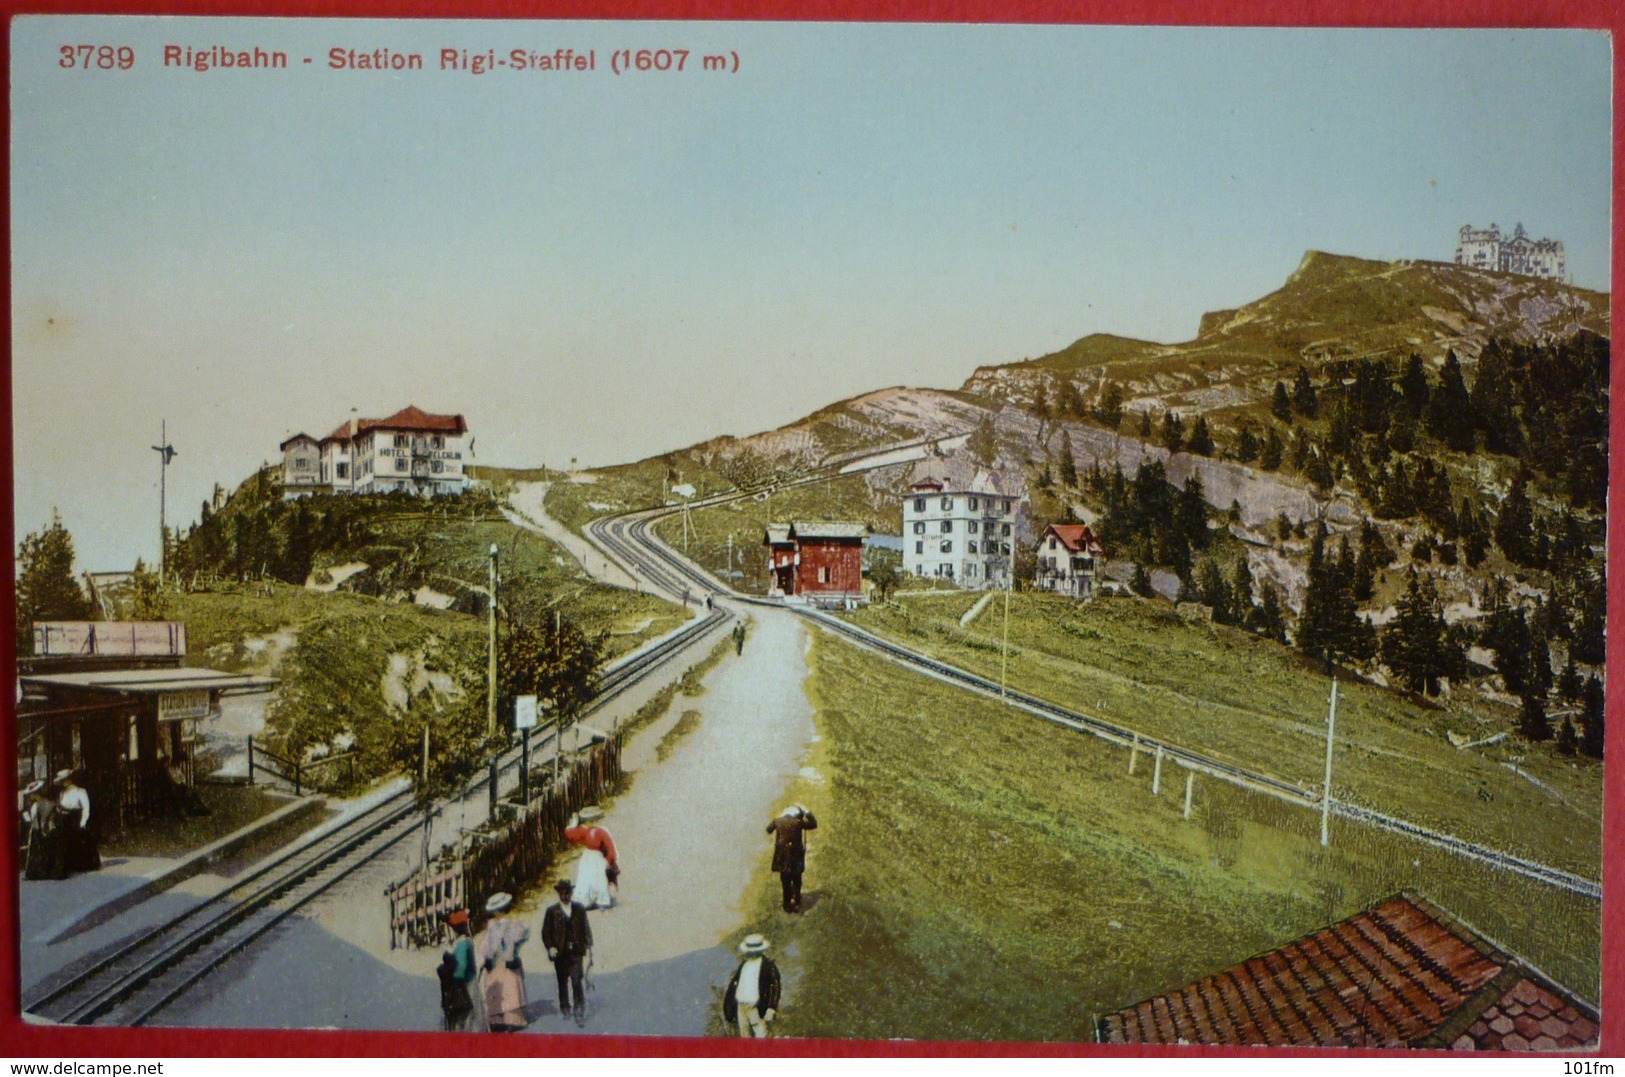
left=56, top=770, right=98, bottom=873
left=22, top=781, right=66, bottom=881
left=564, top=807, right=618, bottom=909
left=477, top=892, right=529, bottom=1031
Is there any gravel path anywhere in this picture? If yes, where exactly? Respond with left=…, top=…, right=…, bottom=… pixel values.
left=504, top=483, right=641, bottom=590
left=151, top=605, right=814, bottom=1037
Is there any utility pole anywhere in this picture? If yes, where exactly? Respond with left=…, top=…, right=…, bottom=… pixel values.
left=487, top=543, right=499, bottom=818
left=1321, top=677, right=1339, bottom=847
left=151, top=422, right=177, bottom=585
left=999, top=558, right=1013, bottom=701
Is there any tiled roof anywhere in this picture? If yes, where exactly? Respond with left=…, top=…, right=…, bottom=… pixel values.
left=279, top=432, right=317, bottom=450
left=1042, top=523, right=1105, bottom=555
left=321, top=406, right=467, bottom=443
left=1097, top=892, right=1598, bottom=1051
left=763, top=524, right=793, bottom=546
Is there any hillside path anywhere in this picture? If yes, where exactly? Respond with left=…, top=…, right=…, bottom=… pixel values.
left=504, top=482, right=641, bottom=589
left=551, top=604, right=814, bottom=1037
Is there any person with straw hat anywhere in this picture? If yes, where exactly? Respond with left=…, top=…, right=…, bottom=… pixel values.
left=477, top=892, right=530, bottom=1031
left=722, top=934, right=781, bottom=1038
left=21, top=779, right=66, bottom=881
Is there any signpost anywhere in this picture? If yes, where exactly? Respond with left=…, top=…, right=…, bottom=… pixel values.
left=515, top=694, right=538, bottom=803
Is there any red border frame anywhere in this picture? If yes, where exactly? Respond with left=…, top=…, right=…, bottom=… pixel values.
left=2, top=0, right=1619, bottom=1058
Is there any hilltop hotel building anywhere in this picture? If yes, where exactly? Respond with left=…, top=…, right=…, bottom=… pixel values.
left=1454, top=223, right=1566, bottom=281
left=280, top=405, right=470, bottom=498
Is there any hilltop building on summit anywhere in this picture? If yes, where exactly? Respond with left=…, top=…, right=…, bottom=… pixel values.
left=1454, top=223, right=1566, bottom=281
left=280, top=405, right=470, bottom=498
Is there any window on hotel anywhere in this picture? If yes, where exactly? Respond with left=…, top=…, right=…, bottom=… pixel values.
left=914, top=498, right=925, bottom=512
left=968, top=521, right=978, bottom=533
left=941, top=521, right=952, bottom=534
left=913, top=522, right=925, bottom=534
left=915, top=541, right=924, bottom=555
left=941, top=497, right=952, bottom=511
left=940, top=540, right=953, bottom=554
left=336, top=463, right=349, bottom=479
left=969, top=497, right=979, bottom=511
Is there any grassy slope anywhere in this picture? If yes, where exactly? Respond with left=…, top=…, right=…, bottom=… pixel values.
left=843, top=592, right=1602, bottom=879
left=740, top=632, right=1599, bottom=1043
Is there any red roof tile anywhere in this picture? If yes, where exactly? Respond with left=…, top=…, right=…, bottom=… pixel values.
left=1042, top=523, right=1106, bottom=555
left=1097, top=892, right=1599, bottom=1052
left=321, top=406, right=467, bottom=443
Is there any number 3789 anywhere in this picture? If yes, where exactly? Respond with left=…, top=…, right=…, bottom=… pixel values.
left=60, top=45, right=136, bottom=70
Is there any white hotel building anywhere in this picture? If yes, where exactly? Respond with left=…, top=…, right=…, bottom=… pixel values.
left=902, top=467, right=1020, bottom=588
left=280, top=405, right=471, bottom=498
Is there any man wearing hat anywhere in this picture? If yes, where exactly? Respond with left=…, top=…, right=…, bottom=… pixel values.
left=56, top=770, right=98, bottom=873
left=541, top=878, right=593, bottom=1025
left=477, top=892, right=530, bottom=1031
left=765, top=805, right=817, bottom=913
left=722, top=935, right=781, bottom=1038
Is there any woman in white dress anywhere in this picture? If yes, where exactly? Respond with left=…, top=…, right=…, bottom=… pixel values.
left=563, top=807, right=618, bottom=909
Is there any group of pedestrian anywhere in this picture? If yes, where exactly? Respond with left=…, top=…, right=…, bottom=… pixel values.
left=434, top=797, right=812, bottom=1039
left=438, top=879, right=598, bottom=1033
left=19, top=769, right=99, bottom=881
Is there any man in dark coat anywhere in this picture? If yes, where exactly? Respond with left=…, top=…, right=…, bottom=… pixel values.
left=541, top=878, right=593, bottom=1024
left=722, top=934, right=781, bottom=1037
left=766, top=805, right=817, bottom=913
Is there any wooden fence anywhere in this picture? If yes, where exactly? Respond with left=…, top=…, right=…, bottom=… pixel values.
left=386, top=732, right=624, bottom=949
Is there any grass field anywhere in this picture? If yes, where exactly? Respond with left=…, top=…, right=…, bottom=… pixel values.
left=731, top=631, right=1600, bottom=1043
left=840, top=591, right=1603, bottom=879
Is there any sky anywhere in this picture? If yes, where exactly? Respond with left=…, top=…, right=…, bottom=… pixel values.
left=9, top=18, right=1613, bottom=573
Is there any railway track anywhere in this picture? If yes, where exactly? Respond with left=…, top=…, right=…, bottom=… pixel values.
left=22, top=602, right=727, bottom=1026
left=588, top=491, right=1605, bottom=903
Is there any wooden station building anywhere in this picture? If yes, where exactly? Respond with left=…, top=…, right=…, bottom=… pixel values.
left=18, top=622, right=276, bottom=828
left=763, top=522, right=867, bottom=603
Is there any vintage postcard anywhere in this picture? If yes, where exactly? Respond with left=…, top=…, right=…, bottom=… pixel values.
left=8, top=14, right=1614, bottom=1053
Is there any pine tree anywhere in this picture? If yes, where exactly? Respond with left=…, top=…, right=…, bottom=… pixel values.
left=1493, top=475, right=1536, bottom=566
left=1094, top=381, right=1124, bottom=430
left=1292, top=366, right=1319, bottom=418
left=1130, top=561, right=1154, bottom=598
left=1187, top=416, right=1215, bottom=456
left=1558, top=656, right=1583, bottom=701
left=1483, top=606, right=1534, bottom=697
left=1579, top=675, right=1605, bottom=758
left=1399, top=353, right=1430, bottom=418
left=1033, top=379, right=1051, bottom=419
left=969, top=415, right=999, bottom=467
left=1271, top=381, right=1292, bottom=422
left=1056, top=430, right=1078, bottom=487
left=1259, top=426, right=1283, bottom=470
left=1518, top=691, right=1551, bottom=742
left=1138, top=410, right=1153, bottom=438
left=15, top=511, right=93, bottom=654
left=1259, top=584, right=1287, bottom=643
left=1381, top=572, right=1452, bottom=695
left=1161, top=411, right=1186, bottom=454
left=1232, top=556, right=1256, bottom=625
left=1276, top=513, right=1294, bottom=544
left=1458, top=498, right=1488, bottom=568
left=1555, top=717, right=1578, bottom=756
left=1194, top=559, right=1230, bottom=622
left=1425, top=350, right=1476, bottom=452
left=1176, top=476, right=1209, bottom=551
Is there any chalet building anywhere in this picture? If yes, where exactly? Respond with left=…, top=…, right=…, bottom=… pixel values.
left=901, top=464, right=1021, bottom=588
left=763, top=522, right=866, bottom=604
left=1034, top=523, right=1107, bottom=598
left=19, top=622, right=275, bottom=827
left=281, top=405, right=470, bottom=498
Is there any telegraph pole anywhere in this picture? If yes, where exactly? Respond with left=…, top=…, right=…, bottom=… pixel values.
left=1321, top=677, right=1339, bottom=846
left=487, top=543, right=500, bottom=817
left=999, top=556, right=1013, bottom=701
left=151, top=422, right=177, bottom=585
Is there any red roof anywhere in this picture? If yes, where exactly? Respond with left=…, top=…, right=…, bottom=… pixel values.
left=1043, top=523, right=1105, bottom=556
left=321, top=406, right=467, bottom=443
left=1097, top=893, right=1598, bottom=1050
